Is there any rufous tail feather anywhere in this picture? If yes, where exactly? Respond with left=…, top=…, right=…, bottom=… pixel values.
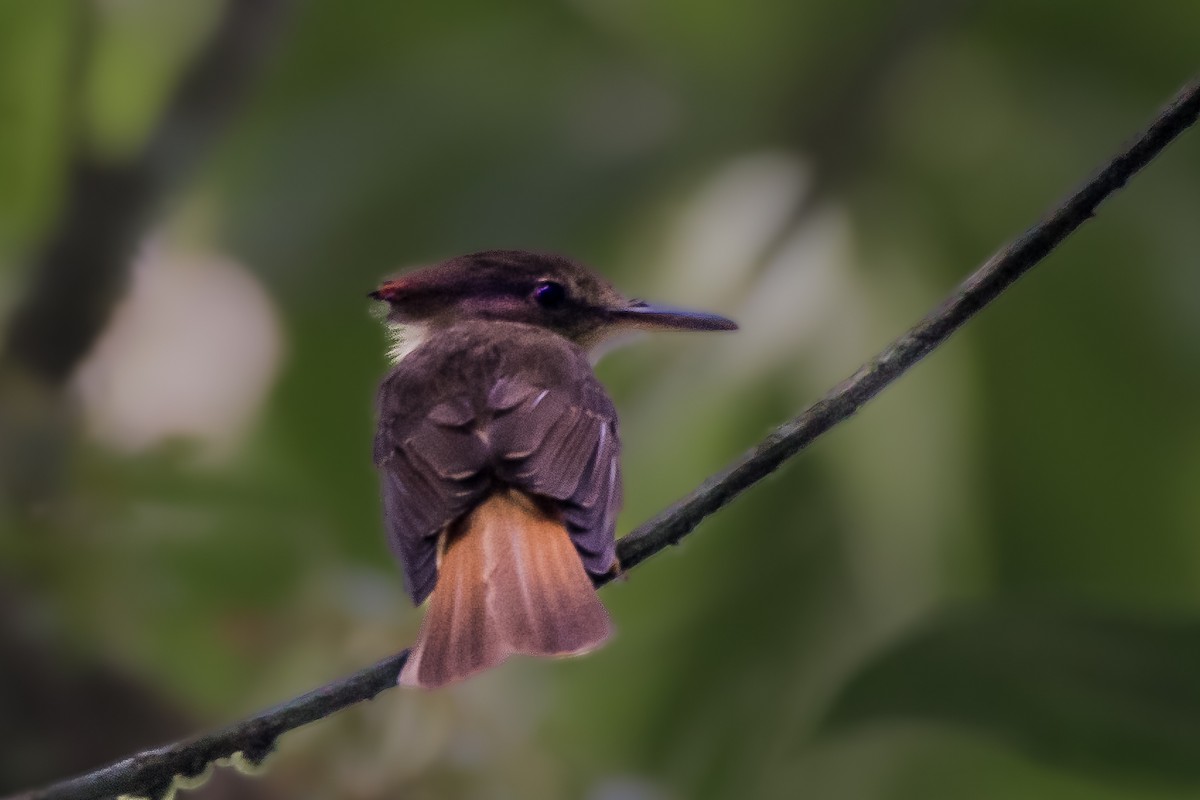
left=399, top=489, right=613, bottom=688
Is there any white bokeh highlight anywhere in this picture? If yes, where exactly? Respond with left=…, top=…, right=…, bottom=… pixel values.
left=75, top=241, right=284, bottom=459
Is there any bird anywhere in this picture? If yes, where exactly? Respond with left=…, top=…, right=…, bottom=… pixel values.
left=370, top=250, right=736, bottom=688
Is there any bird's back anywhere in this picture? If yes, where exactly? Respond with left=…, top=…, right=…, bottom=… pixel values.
left=374, top=320, right=622, bottom=687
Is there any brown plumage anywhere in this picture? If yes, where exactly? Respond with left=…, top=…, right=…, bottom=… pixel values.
left=398, top=489, right=612, bottom=687
left=372, top=251, right=735, bottom=689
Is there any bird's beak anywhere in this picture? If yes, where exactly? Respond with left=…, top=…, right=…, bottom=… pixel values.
left=609, top=301, right=738, bottom=332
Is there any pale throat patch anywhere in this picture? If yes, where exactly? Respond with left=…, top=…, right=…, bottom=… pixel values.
left=386, top=321, right=429, bottom=365
left=587, top=328, right=643, bottom=365
left=387, top=320, right=637, bottom=366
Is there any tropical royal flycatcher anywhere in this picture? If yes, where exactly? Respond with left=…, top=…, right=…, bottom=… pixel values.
left=370, top=250, right=736, bottom=688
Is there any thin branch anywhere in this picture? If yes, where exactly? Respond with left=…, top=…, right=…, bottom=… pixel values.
left=10, top=77, right=1200, bottom=800
left=1, top=0, right=291, bottom=386
left=618, top=76, right=1200, bottom=570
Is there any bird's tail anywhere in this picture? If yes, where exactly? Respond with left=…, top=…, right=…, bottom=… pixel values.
left=398, top=488, right=613, bottom=689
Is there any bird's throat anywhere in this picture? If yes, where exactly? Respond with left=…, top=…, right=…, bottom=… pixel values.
left=388, top=318, right=642, bottom=367
left=386, top=321, right=429, bottom=365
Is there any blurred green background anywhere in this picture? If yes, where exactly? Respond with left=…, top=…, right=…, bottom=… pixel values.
left=2, top=1, right=1200, bottom=798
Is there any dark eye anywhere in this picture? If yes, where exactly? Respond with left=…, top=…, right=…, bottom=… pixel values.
left=533, top=281, right=567, bottom=309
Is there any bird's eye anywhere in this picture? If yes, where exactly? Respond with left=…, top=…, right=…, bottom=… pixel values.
left=533, top=281, right=567, bottom=309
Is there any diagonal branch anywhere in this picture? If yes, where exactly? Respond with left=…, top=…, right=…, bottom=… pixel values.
left=616, top=79, right=1200, bottom=570
left=10, top=76, right=1200, bottom=800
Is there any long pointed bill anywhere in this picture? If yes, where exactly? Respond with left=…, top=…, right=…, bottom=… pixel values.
left=610, top=301, right=738, bottom=332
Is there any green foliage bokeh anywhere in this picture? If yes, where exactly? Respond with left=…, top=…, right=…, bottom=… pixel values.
left=3, top=2, right=1200, bottom=798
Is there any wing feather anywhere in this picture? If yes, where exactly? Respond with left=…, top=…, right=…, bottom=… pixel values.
left=376, top=322, right=622, bottom=605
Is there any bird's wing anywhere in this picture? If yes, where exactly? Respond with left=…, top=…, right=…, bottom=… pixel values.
left=486, top=373, right=620, bottom=580
left=376, top=337, right=621, bottom=606
left=375, top=395, right=490, bottom=605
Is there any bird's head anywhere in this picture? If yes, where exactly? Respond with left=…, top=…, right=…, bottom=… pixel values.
left=370, top=250, right=736, bottom=355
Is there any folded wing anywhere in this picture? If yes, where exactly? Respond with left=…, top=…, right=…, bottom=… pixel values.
left=375, top=333, right=621, bottom=605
